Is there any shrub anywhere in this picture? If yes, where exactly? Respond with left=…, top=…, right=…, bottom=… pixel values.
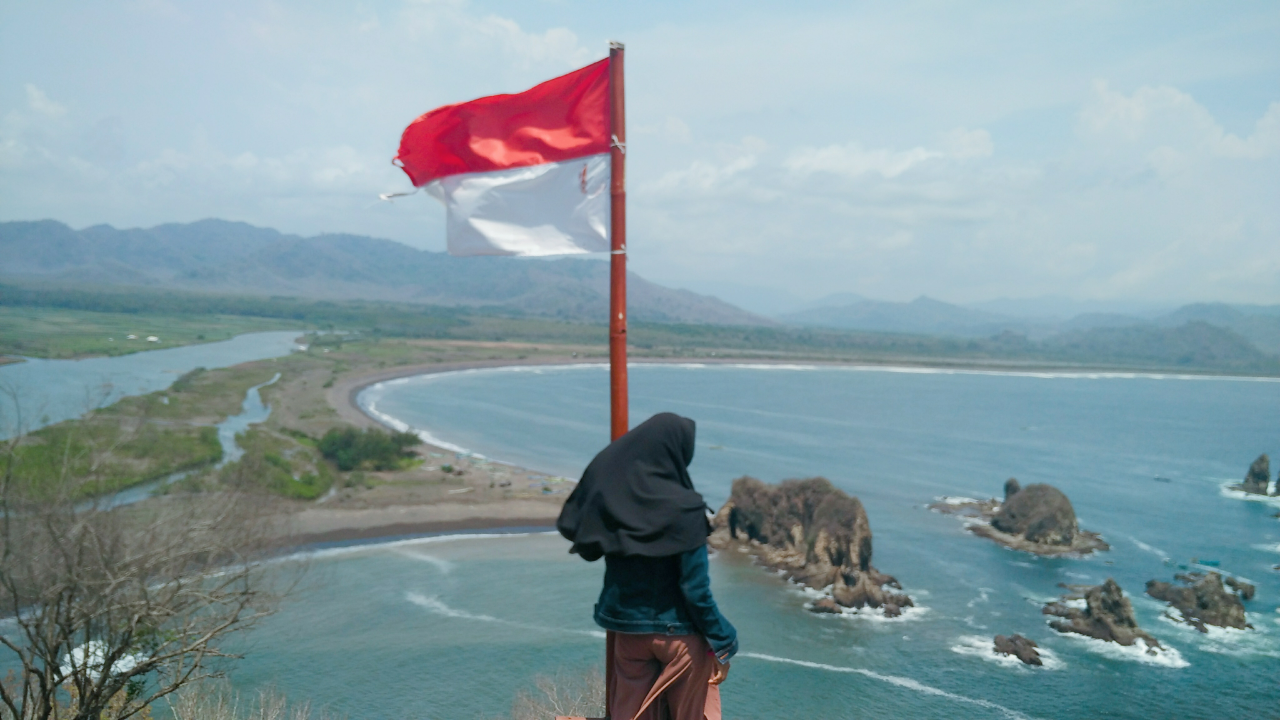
left=317, top=427, right=419, bottom=471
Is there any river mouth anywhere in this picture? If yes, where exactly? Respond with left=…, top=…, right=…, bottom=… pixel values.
left=0, top=330, right=302, bottom=439
left=88, top=372, right=281, bottom=510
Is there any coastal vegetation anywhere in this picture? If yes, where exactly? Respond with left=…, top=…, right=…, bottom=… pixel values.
left=2, top=364, right=279, bottom=498
left=317, top=427, right=421, bottom=471
left=0, top=336, right=590, bottom=505
left=217, top=427, right=336, bottom=500
left=0, top=303, right=298, bottom=359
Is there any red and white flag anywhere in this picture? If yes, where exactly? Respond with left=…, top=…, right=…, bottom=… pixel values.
left=394, top=59, right=612, bottom=256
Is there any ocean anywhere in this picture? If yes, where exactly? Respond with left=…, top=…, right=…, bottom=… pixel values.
left=237, top=364, right=1278, bottom=718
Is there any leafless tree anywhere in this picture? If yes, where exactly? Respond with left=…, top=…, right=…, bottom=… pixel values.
left=509, top=667, right=604, bottom=720
left=0, top=388, right=287, bottom=720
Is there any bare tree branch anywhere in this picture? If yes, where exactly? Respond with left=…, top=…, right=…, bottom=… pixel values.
left=0, top=393, right=289, bottom=720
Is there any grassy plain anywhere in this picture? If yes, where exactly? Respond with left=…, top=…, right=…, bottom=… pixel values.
left=0, top=305, right=297, bottom=359
left=6, top=362, right=280, bottom=499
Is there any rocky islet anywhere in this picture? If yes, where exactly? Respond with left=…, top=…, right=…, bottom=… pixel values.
left=1042, top=579, right=1165, bottom=655
left=1231, top=453, right=1276, bottom=495
left=709, top=476, right=914, bottom=617
left=929, top=479, right=1109, bottom=556
left=1145, top=571, right=1254, bottom=632
left=992, top=633, right=1043, bottom=666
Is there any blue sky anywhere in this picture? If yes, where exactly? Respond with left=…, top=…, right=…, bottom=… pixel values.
left=2, top=1, right=1277, bottom=313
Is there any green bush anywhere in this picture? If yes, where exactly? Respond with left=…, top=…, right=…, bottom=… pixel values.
left=318, top=427, right=420, bottom=471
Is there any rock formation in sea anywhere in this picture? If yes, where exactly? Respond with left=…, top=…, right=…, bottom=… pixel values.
left=993, top=634, right=1042, bottom=666
left=1042, top=579, right=1163, bottom=654
left=709, top=476, right=914, bottom=617
left=1145, top=571, right=1254, bottom=632
left=1232, top=454, right=1271, bottom=495
left=928, top=479, right=1109, bottom=556
left=1003, top=477, right=1021, bottom=501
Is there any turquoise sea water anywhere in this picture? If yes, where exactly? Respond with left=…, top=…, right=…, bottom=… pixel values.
left=238, top=365, right=1277, bottom=717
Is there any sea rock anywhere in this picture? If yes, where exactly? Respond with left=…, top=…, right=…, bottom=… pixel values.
left=711, top=476, right=913, bottom=616
left=1225, top=576, right=1256, bottom=601
left=1043, top=579, right=1163, bottom=652
left=991, top=483, right=1077, bottom=545
left=929, top=480, right=1109, bottom=556
left=1003, top=477, right=1021, bottom=501
left=993, top=634, right=1042, bottom=666
left=809, top=598, right=842, bottom=614
left=1145, top=572, right=1253, bottom=632
left=1233, top=454, right=1271, bottom=495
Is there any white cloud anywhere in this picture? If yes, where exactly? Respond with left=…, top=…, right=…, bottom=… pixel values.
left=1082, top=81, right=1280, bottom=161
left=24, top=84, right=65, bottom=118
left=784, top=128, right=992, bottom=179
left=645, top=137, right=765, bottom=195
left=2, top=2, right=1278, bottom=308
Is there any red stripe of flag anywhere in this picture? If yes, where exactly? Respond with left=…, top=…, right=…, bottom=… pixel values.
left=394, top=58, right=611, bottom=187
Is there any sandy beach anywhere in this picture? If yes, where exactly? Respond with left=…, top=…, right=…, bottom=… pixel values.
left=282, top=352, right=597, bottom=547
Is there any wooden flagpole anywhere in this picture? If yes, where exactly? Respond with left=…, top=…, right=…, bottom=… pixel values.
left=608, top=42, right=628, bottom=441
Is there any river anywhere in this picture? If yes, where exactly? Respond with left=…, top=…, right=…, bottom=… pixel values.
left=0, top=331, right=302, bottom=438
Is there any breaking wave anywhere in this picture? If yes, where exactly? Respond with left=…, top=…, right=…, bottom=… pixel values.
left=1054, top=632, right=1189, bottom=668
left=405, top=592, right=606, bottom=639
left=739, top=652, right=1041, bottom=720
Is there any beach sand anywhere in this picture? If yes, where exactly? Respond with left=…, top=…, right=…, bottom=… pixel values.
left=277, top=352, right=593, bottom=547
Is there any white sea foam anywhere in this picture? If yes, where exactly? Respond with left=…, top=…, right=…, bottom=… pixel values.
left=358, top=389, right=478, bottom=456
left=1055, top=632, right=1189, bottom=668
left=949, top=635, right=1064, bottom=671
left=1126, top=535, right=1171, bottom=561
left=393, top=550, right=455, bottom=574
left=794, top=583, right=930, bottom=623
left=1218, top=482, right=1280, bottom=508
left=410, top=361, right=1280, bottom=383
left=1251, top=542, right=1280, bottom=554
left=937, top=496, right=983, bottom=506
left=405, top=592, right=605, bottom=639
left=1154, top=612, right=1280, bottom=658
left=274, top=531, right=558, bottom=564
left=739, top=652, right=1040, bottom=720
left=967, top=588, right=992, bottom=608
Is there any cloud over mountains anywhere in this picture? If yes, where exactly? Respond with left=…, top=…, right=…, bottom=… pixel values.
left=1, top=2, right=1277, bottom=312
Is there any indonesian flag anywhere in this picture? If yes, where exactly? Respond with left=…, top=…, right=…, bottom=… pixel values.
left=394, top=59, right=612, bottom=256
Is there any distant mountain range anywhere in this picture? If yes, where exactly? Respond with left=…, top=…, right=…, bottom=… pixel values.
left=0, top=220, right=768, bottom=326
left=782, top=296, right=1280, bottom=354
left=4, top=218, right=1278, bottom=367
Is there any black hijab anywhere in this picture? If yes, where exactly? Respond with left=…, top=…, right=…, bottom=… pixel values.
left=556, top=412, right=709, bottom=561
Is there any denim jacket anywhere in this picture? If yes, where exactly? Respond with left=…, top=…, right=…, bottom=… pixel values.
left=593, top=545, right=738, bottom=663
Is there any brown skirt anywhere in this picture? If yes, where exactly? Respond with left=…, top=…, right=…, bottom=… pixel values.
left=605, top=631, right=723, bottom=720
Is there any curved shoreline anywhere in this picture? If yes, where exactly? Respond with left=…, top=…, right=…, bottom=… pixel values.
left=307, top=354, right=1280, bottom=548
left=336, top=359, right=1280, bottom=436
left=289, top=356, right=595, bottom=547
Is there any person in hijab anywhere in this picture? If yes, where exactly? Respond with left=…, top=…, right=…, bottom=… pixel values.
left=557, top=412, right=738, bottom=720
